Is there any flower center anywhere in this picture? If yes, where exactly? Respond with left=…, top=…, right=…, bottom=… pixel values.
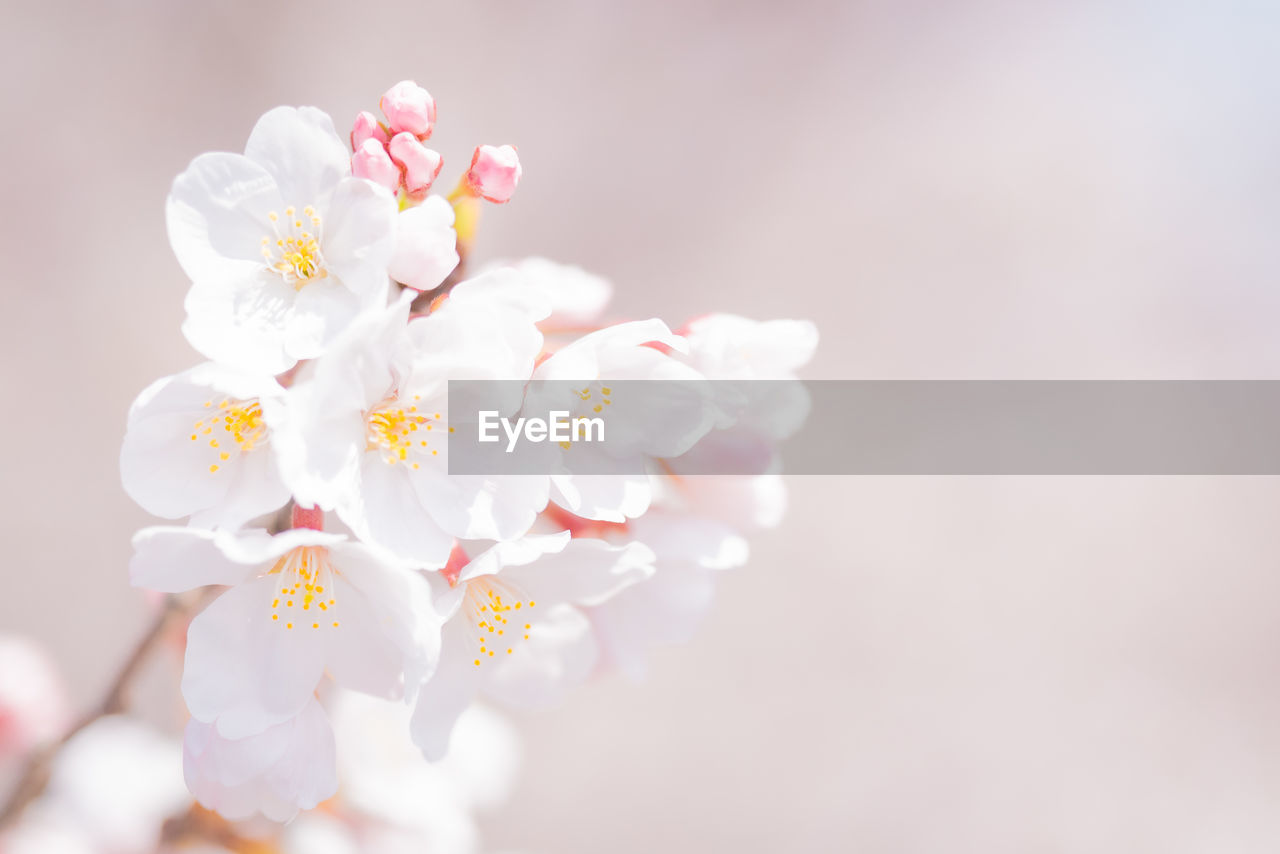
left=463, top=577, right=536, bottom=666
left=269, top=546, right=340, bottom=630
left=365, top=394, right=444, bottom=470
left=260, top=206, right=327, bottom=288
left=559, top=384, right=612, bottom=449
left=191, top=397, right=268, bottom=475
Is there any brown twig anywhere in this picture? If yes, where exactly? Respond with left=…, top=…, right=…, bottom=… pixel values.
left=0, top=594, right=188, bottom=830
left=158, top=803, right=246, bottom=850
left=0, top=504, right=296, bottom=832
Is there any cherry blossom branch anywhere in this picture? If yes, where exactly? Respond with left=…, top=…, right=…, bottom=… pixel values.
left=0, top=594, right=187, bottom=830
left=0, top=504, right=298, bottom=832
left=158, top=803, right=244, bottom=851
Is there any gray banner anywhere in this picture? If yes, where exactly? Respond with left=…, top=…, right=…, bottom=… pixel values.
left=446, top=381, right=1280, bottom=474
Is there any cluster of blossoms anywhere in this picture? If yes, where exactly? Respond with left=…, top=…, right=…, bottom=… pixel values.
left=116, top=81, right=817, bottom=823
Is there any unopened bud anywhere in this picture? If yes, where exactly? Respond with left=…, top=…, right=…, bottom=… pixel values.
left=350, top=110, right=389, bottom=150
left=465, top=144, right=521, bottom=204
left=388, top=197, right=460, bottom=292
left=389, top=132, right=443, bottom=194
left=380, top=80, right=437, bottom=138
left=351, top=138, right=400, bottom=194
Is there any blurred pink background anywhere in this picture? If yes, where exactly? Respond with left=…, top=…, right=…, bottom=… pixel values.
left=5, top=0, right=1280, bottom=850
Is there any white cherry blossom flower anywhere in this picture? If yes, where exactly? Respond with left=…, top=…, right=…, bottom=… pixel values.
left=183, top=696, right=336, bottom=822
left=129, top=525, right=436, bottom=739
left=585, top=505, right=749, bottom=680
left=572, top=316, right=814, bottom=676
left=530, top=319, right=716, bottom=522
left=120, top=363, right=290, bottom=528
left=483, top=257, right=613, bottom=330
left=276, top=271, right=552, bottom=566
left=680, top=313, right=818, bottom=380
left=680, top=312, right=819, bottom=436
left=410, top=532, right=653, bottom=760
left=662, top=313, right=819, bottom=479
left=167, top=106, right=398, bottom=373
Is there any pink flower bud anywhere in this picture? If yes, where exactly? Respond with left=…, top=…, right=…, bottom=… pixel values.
left=465, top=144, right=522, bottom=204
left=351, top=138, right=401, bottom=193
left=350, top=110, right=389, bottom=150
left=380, top=80, right=437, bottom=138
left=388, top=132, right=443, bottom=194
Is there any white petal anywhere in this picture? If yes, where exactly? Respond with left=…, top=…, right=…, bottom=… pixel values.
left=551, top=471, right=652, bottom=522
left=182, top=575, right=327, bottom=738
left=282, top=277, right=363, bottom=361
left=120, top=374, right=238, bottom=519
left=482, top=257, right=612, bottom=327
left=244, top=106, right=348, bottom=207
left=338, top=454, right=454, bottom=566
left=589, top=564, right=716, bottom=680
left=270, top=395, right=365, bottom=512
left=129, top=526, right=262, bottom=592
left=629, top=513, right=748, bottom=570
left=682, top=314, right=819, bottom=378
left=184, top=362, right=287, bottom=401
left=388, top=196, right=458, bottom=291
left=408, top=267, right=548, bottom=378
left=319, top=576, right=412, bottom=700
left=591, top=363, right=715, bottom=457
left=447, top=265, right=553, bottom=321
left=184, top=697, right=336, bottom=822
left=322, top=177, right=398, bottom=300
left=218, top=526, right=346, bottom=564
left=409, top=619, right=484, bottom=761
left=329, top=542, right=440, bottom=691
left=166, top=152, right=283, bottom=283
left=455, top=531, right=572, bottom=584
left=533, top=318, right=689, bottom=380
left=500, top=538, right=654, bottom=607
left=190, top=443, right=290, bottom=530
left=183, top=271, right=296, bottom=374
left=411, top=471, right=548, bottom=542
left=271, top=296, right=410, bottom=509
left=482, top=603, right=597, bottom=708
